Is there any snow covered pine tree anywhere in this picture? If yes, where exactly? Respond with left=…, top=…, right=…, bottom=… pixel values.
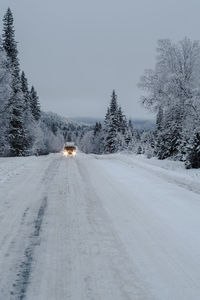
left=103, top=90, right=129, bottom=153
left=2, top=8, right=29, bottom=156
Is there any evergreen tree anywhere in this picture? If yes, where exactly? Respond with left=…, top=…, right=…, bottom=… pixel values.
left=2, top=8, right=19, bottom=71
left=117, top=107, right=127, bottom=134
left=103, top=90, right=130, bottom=153
left=110, top=90, right=118, bottom=113
left=2, top=8, right=29, bottom=156
left=128, top=119, right=133, bottom=131
left=6, top=92, right=29, bottom=156
left=94, top=122, right=102, bottom=136
left=91, top=122, right=103, bottom=154
left=30, top=86, right=40, bottom=121
left=185, top=130, right=200, bottom=168
left=104, top=107, right=110, bottom=130
left=6, top=69, right=29, bottom=156
left=98, top=122, right=102, bottom=131
left=21, top=71, right=38, bottom=152
left=104, top=90, right=119, bottom=153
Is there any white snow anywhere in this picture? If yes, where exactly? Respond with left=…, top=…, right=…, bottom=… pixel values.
left=0, top=152, right=200, bottom=299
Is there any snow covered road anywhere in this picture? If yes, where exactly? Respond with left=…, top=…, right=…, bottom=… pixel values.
left=0, top=153, right=200, bottom=299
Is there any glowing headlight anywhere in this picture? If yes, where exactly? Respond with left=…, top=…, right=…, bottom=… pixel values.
left=62, top=150, right=68, bottom=157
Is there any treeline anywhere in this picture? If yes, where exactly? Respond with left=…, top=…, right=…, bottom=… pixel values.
left=0, top=8, right=85, bottom=156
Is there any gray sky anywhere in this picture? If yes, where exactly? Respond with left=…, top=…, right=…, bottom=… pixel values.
left=0, top=0, right=200, bottom=120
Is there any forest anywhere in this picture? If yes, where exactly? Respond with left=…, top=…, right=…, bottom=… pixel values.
left=0, top=8, right=200, bottom=168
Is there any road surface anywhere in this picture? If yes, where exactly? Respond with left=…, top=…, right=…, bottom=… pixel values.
left=0, top=153, right=200, bottom=299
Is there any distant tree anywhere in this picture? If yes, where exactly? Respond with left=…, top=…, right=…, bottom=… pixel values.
left=91, top=122, right=103, bottom=153
left=103, top=90, right=131, bottom=153
left=104, top=90, right=120, bottom=152
left=94, top=122, right=102, bottom=136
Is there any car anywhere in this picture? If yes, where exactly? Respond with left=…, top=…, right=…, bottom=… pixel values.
left=63, top=143, right=76, bottom=156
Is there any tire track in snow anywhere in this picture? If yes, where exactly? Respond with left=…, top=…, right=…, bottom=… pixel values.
left=9, top=157, right=61, bottom=299
left=10, top=196, right=47, bottom=299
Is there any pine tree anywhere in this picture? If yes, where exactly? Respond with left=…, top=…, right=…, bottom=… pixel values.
left=6, top=70, right=29, bottom=156
left=110, top=90, right=118, bottom=114
left=117, top=107, right=125, bottom=133
left=30, top=86, right=40, bottom=121
left=6, top=93, right=29, bottom=156
left=94, top=122, right=102, bottom=136
left=0, top=37, right=11, bottom=110
left=128, top=119, right=133, bottom=130
left=2, top=8, right=19, bottom=71
left=94, top=122, right=99, bottom=136
left=104, top=107, right=110, bottom=129
left=185, top=130, right=200, bottom=168
left=104, top=90, right=119, bottom=153
left=2, top=8, right=29, bottom=156
left=21, top=71, right=38, bottom=153
left=98, top=122, right=102, bottom=131
left=103, top=90, right=130, bottom=153
left=92, top=122, right=103, bottom=154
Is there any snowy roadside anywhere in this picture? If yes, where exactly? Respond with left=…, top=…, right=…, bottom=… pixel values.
left=0, top=154, right=52, bottom=185
left=93, top=152, right=200, bottom=195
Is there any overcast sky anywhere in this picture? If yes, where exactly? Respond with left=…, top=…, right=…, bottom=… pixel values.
left=0, top=0, right=200, bottom=120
